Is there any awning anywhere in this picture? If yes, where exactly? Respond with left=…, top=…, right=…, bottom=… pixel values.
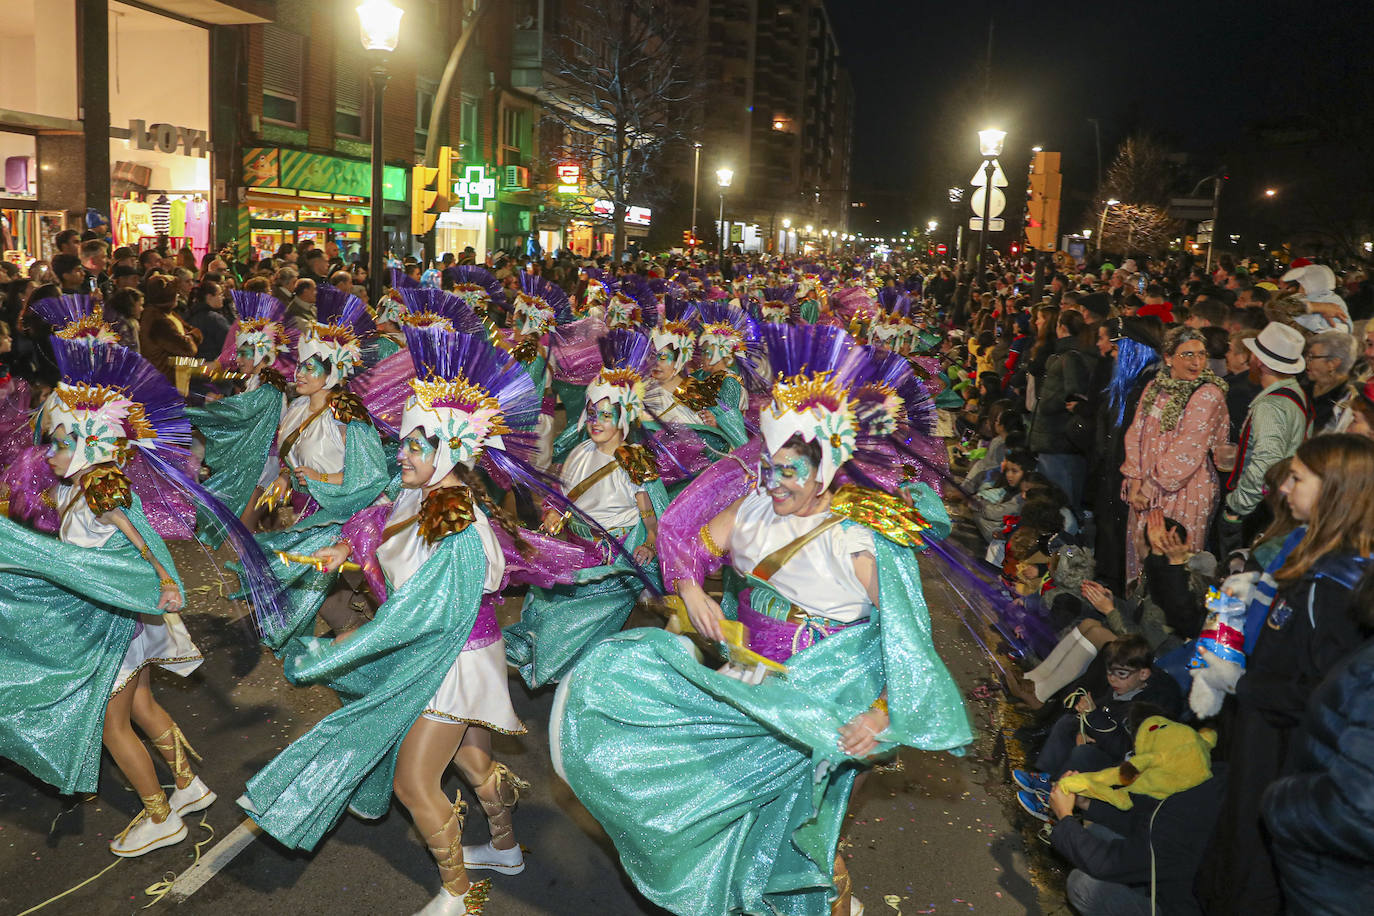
left=134, top=0, right=271, bottom=24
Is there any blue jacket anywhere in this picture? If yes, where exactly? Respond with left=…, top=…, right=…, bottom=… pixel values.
left=1263, top=636, right=1374, bottom=912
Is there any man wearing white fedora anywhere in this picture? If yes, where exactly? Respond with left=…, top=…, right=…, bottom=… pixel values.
left=1217, top=322, right=1314, bottom=562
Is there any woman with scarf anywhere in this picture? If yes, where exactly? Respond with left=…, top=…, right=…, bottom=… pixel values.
left=552, top=324, right=970, bottom=916
left=240, top=326, right=550, bottom=916
left=1121, top=326, right=1231, bottom=582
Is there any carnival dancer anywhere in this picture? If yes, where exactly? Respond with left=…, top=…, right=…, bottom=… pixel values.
left=239, top=326, right=550, bottom=916
left=442, top=264, right=504, bottom=322
left=690, top=300, right=761, bottom=449
left=506, top=329, right=669, bottom=687
left=0, top=338, right=283, bottom=857
left=552, top=324, right=972, bottom=916
left=188, top=289, right=293, bottom=534
left=505, top=273, right=572, bottom=470
left=243, top=284, right=389, bottom=647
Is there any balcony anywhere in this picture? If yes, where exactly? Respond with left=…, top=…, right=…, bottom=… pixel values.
left=512, top=28, right=543, bottom=89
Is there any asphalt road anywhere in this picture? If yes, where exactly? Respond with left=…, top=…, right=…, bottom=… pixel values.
left=1, top=539, right=1043, bottom=916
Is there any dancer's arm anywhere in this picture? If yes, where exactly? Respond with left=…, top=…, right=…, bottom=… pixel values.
left=105, top=508, right=183, bottom=611
left=676, top=497, right=744, bottom=641
left=631, top=491, right=658, bottom=563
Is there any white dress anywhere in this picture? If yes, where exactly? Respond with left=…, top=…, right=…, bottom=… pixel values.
left=559, top=439, right=645, bottom=531
left=256, top=395, right=346, bottom=489
left=374, top=487, right=523, bottom=734
left=643, top=381, right=704, bottom=427
left=55, top=483, right=203, bottom=697
left=727, top=489, right=877, bottom=624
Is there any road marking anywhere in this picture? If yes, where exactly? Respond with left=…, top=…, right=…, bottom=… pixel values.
left=168, top=818, right=263, bottom=901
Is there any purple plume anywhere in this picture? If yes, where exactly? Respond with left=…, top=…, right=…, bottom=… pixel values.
left=230, top=290, right=285, bottom=323
left=31, top=293, right=94, bottom=329
left=397, top=288, right=485, bottom=334
left=315, top=283, right=376, bottom=337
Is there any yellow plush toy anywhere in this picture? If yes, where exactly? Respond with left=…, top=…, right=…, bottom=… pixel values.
left=1058, top=716, right=1217, bottom=811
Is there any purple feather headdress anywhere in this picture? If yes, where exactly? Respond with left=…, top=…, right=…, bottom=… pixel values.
left=693, top=300, right=766, bottom=393
left=877, top=288, right=915, bottom=317
left=389, top=267, right=421, bottom=291
left=398, top=288, right=486, bottom=335
left=49, top=338, right=286, bottom=632
left=442, top=264, right=503, bottom=305
left=512, top=273, right=573, bottom=334
left=231, top=290, right=285, bottom=323
left=314, top=283, right=376, bottom=337
left=31, top=293, right=95, bottom=329
left=604, top=274, right=658, bottom=329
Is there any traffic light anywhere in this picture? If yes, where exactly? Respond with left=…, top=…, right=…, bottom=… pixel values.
left=1026, top=151, right=1062, bottom=251
left=411, top=145, right=455, bottom=236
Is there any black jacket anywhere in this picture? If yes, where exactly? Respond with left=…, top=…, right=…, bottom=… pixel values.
left=1262, top=636, right=1374, bottom=913
left=1029, top=336, right=1097, bottom=453
left=1052, top=766, right=1228, bottom=916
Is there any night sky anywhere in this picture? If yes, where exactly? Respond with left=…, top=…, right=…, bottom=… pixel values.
left=828, top=0, right=1374, bottom=238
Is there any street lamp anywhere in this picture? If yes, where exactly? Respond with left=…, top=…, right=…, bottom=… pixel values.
left=690, top=142, right=702, bottom=253
left=781, top=217, right=791, bottom=255
left=715, top=167, right=733, bottom=259
left=975, top=128, right=1006, bottom=284
left=1096, top=198, right=1120, bottom=252
left=358, top=0, right=404, bottom=308
left=1264, top=188, right=1277, bottom=198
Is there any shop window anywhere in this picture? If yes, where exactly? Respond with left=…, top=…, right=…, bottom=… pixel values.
left=459, top=95, right=479, bottom=159
left=335, top=59, right=365, bottom=139
left=415, top=80, right=437, bottom=154
left=262, top=25, right=304, bottom=127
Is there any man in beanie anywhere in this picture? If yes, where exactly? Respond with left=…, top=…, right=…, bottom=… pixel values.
left=139, top=274, right=202, bottom=380
left=1217, top=322, right=1312, bottom=562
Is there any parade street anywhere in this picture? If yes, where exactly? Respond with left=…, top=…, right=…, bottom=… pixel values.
left=0, top=539, right=1041, bottom=916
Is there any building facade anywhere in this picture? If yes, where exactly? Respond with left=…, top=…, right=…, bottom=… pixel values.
left=700, top=0, right=853, bottom=255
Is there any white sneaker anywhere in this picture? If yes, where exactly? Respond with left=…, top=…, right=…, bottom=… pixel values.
left=412, top=878, right=491, bottom=915
left=169, top=776, right=217, bottom=815
left=109, top=809, right=187, bottom=857
left=463, top=841, right=525, bottom=875
left=852, top=897, right=865, bottom=915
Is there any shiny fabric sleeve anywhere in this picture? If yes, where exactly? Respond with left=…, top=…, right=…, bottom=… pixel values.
left=188, top=383, right=284, bottom=545
left=657, top=439, right=762, bottom=588
left=872, top=534, right=973, bottom=753
left=300, top=419, right=390, bottom=524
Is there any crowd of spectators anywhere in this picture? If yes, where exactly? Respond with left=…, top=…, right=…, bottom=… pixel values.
left=936, top=250, right=1374, bottom=915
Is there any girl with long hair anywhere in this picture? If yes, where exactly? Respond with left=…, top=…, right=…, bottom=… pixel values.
left=1195, top=434, right=1374, bottom=915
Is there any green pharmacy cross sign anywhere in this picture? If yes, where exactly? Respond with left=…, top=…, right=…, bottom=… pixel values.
left=455, top=165, right=496, bottom=211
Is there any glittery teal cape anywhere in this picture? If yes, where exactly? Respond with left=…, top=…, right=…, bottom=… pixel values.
left=505, top=476, right=668, bottom=687
left=240, top=524, right=486, bottom=851
left=704, top=373, right=749, bottom=450
left=186, top=383, right=283, bottom=547
left=799, top=298, right=821, bottom=324
left=554, top=527, right=971, bottom=915
left=233, top=419, right=389, bottom=652
left=0, top=495, right=182, bottom=794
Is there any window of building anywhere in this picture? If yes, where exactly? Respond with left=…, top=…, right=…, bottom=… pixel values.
left=415, top=80, right=437, bottom=153
left=334, top=59, right=364, bottom=139
left=460, top=95, right=480, bottom=159
left=501, top=107, right=524, bottom=164
left=262, top=25, right=304, bottom=127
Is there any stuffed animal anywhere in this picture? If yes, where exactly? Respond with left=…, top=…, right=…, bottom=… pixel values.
left=1188, top=577, right=1259, bottom=717
left=1058, top=716, right=1217, bottom=810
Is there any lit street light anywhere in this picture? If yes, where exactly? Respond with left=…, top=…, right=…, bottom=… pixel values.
left=975, top=128, right=1006, bottom=283
left=691, top=142, right=702, bottom=253
left=358, top=0, right=404, bottom=308
left=1264, top=188, right=1277, bottom=197
left=715, top=167, right=733, bottom=259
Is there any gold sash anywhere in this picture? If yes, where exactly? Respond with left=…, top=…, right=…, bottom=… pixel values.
left=564, top=457, right=620, bottom=505
left=750, top=513, right=844, bottom=583
left=277, top=401, right=333, bottom=470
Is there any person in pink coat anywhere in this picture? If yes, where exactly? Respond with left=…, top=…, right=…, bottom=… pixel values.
left=1121, top=326, right=1232, bottom=582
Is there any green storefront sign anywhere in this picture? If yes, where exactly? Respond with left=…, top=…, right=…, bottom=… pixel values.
left=243, top=147, right=407, bottom=202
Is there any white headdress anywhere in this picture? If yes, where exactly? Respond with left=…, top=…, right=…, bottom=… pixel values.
left=758, top=371, right=858, bottom=489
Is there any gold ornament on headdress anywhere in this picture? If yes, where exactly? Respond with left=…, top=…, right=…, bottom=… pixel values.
left=56, top=383, right=157, bottom=442
left=410, top=373, right=511, bottom=436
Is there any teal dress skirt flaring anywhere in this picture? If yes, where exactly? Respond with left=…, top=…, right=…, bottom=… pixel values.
left=0, top=497, right=182, bottom=794
left=240, top=525, right=487, bottom=850
left=504, top=478, right=668, bottom=688
left=186, top=382, right=284, bottom=548
left=231, top=418, right=389, bottom=653
left=552, top=532, right=973, bottom=916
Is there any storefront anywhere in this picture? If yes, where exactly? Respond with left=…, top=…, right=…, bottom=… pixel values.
left=105, top=2, right=213, bottom=258
left=435, top=208, right=489, bottom=263
left=240, top=147, right=407, bottom=262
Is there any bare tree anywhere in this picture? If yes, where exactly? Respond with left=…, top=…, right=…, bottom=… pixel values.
left=538, top=0, right=704, bottom=262
left=1090, top=135, right=1182, bottom=257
